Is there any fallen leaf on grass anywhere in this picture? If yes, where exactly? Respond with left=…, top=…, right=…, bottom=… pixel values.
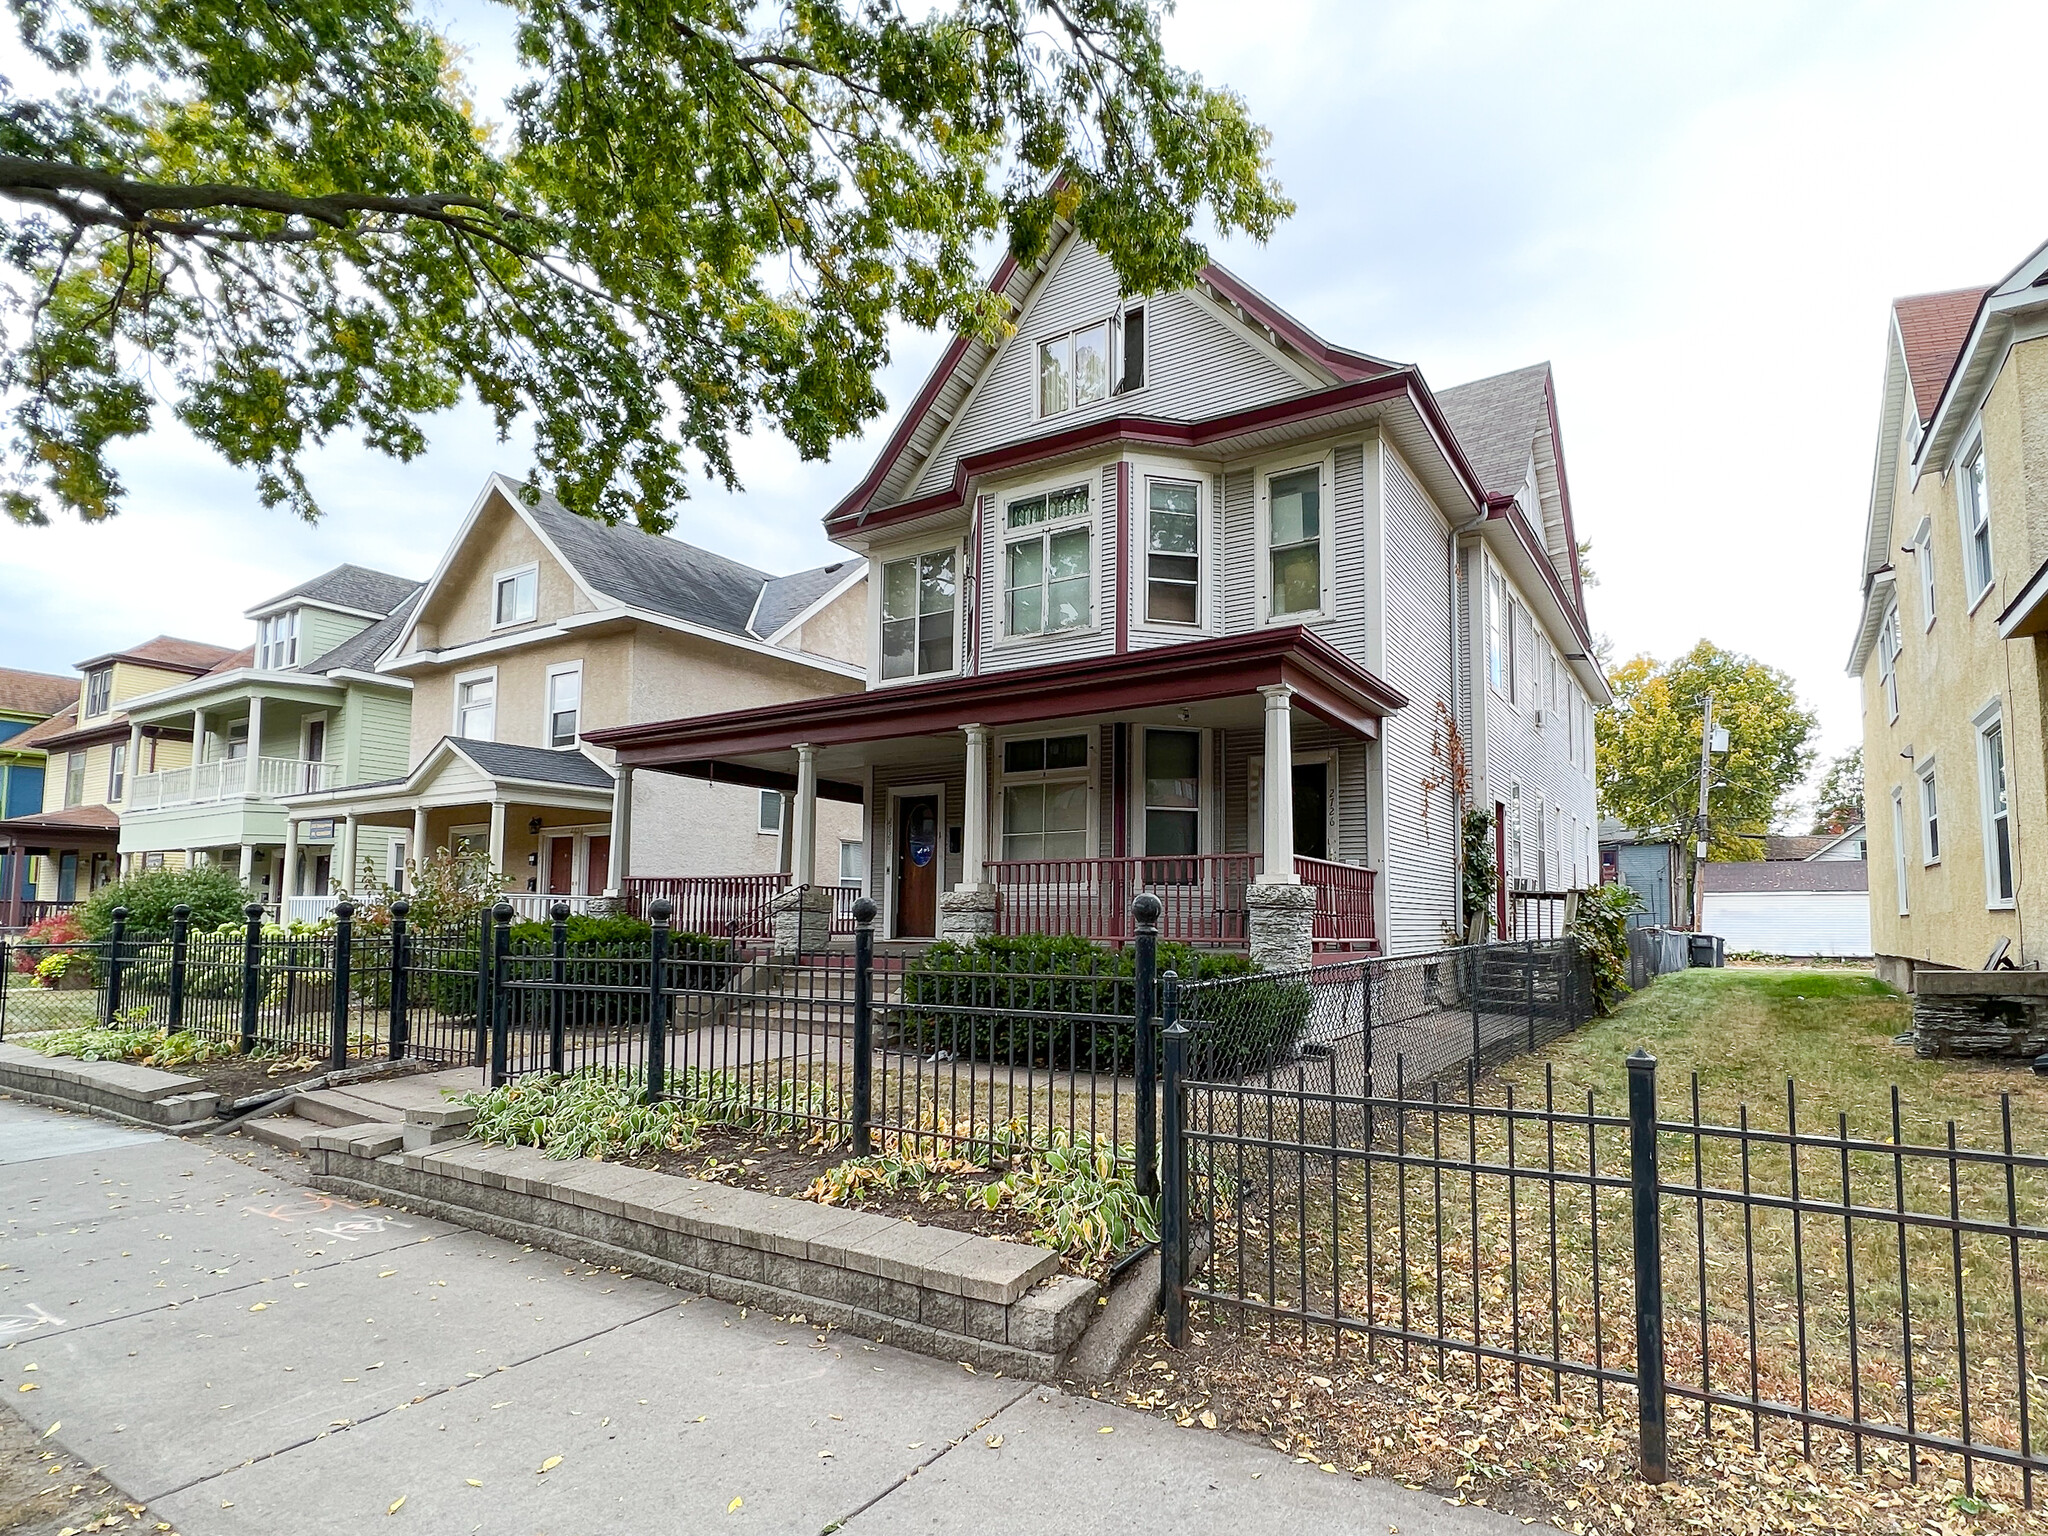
left=18, top=1383, right=37, bottom=1392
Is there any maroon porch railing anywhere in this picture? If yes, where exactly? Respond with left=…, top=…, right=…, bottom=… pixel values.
left=623, top=876, right=867, bottom=939
left=1294, top=856, right=1377, bottom=945
left=3, top=899, right=77, bottom=930
left=1507, top=888, right=1573, bottom=942
left=988, top=853, right=1258, bottom=944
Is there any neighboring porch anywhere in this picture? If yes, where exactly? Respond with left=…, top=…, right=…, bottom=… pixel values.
left=279, top=736, right=624, bottom=921
left=0, top=806, right=119, bottom=928
left=591, top=628, right=1403, bottom=965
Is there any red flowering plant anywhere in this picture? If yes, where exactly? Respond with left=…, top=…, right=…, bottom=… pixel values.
left=12, top=910, right=87, bottom=974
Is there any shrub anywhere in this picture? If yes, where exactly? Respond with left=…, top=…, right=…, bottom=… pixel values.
left=462, top=1065, right=837, bottom=1160
left=895, top=934, right=1266, bottom=1075
left=31, top=950, right=94, bottom=988
left=11, top=910, right=86, bottom=974
left=407, top=920, right=733, bottom=1027
left=1568, top=882, right=1636, bottom=1015
left=349, top=846, right=499, bottom=932
left=30, top=1016, right=245, bottom=1067
left=78, top=865, right=252, bottom=938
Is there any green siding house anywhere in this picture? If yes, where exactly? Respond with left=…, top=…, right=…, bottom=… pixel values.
left=117, top=566, right=421, bottom=906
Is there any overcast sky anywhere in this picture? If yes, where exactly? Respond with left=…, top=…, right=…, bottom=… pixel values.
left=6, top=0, right=2046, bottom=822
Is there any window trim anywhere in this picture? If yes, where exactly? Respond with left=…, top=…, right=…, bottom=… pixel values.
left=1891, top=787, right=1910, bottom=917
left=1256, top=453, right=1334, bottom=624
left=1486, top=566, right=1514, bottom=700
left=1133, top=725, right=1212, bottom=857
left=106, top=741, right=126, bottom=803
left=1136, top=469, right=1207, bottom=631
left=491, top=562, right=540, bottom=630
left=757, top=787, right=784, bottom=836
left=1958, top=430, right=1994, bottom=611
left=874, top=544, right=961, bottom=683
left=1913, top=517, right=1935, bottom=631
left=83, top=668, right=112, bottom=719
left=64, top=751, right=86, bottom=808
left=1876, top=600, right=1902, bottom=723
left=1974, top=700, right=2015, bottom=908
left=995, top=473, right=1098, bottom=645
left=545, top=660, right=583, bottom=750
left=993, top=729, right=1098, bottom=863
left=452, top=666, right=498, bottom=743
left=837, top=838, right=865, bottom=888
left=1917, top=756, right=1940, bottom=866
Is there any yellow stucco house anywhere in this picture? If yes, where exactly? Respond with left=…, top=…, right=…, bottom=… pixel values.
left=1850, top=235, right=2048, bottom=986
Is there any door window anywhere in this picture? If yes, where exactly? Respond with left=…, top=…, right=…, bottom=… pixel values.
left=1142, top=730, right=1201, bottom=856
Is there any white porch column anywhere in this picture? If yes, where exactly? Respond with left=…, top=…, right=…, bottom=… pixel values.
left=607, top=765, right=632, bottom=894
left=487, top=801, right=507, bottom=886
left=283, top=818, right=300, bottom=897
left=245, top=695, right=264, bottom=787
left=126, top=723, right=142, bottom=794
left=1259, top=684, right=1298, bottom=882
left=190, top=708, right=206, bottom=763
left=412, top=807, right=430, bottom=880
left=338, top=814, right=360, bottom=893
left=238, top=842, right=256, bottom=885
left=775, top=793, right=794, bottom=875
left=960, top=723, right=990, bottom=888
left=792, top=745, right=818, bottom=887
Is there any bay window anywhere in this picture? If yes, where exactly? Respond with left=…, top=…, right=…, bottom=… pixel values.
left=879, top=550, right=957, bottom=679
left=1005, top=485, right=1092, bottom=636
left=999, top=733, right=1090, bottom=860
left=1144, top=479, right=1200, bottom=625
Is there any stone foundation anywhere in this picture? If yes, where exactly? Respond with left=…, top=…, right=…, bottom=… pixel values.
left=1246, top=881, right=1316, bottom=972
left=937, top=885, right=999, bottom=943
left=769, top=885, right=833, bottom=957
left=1910, top=971, right=2048, bottom=1059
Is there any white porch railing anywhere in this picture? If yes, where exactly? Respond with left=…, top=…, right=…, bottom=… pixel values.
left=130, top=756, right=334, bottom=810
left=283, top=895, right=340, bottom=923
left=283, top=892, right=619, bottom=925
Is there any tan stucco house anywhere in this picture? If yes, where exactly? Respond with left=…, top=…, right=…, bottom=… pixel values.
left=282, top=475, right=866, bottom=917
left=1850, top=236, right=2048, bottom=986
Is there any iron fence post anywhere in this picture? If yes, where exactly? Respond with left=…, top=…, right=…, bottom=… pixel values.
left=330, top=901, right=355, bottom=1070
left=851, top=897, right=877, bottom=1155
left=1469, top=943, right=1483, bottom=1066
left=1160, top=973, right=1189, bottom=1346
left=1132, top=892, right=1162, bottom=1198
left=549, top=902, right=569, bottom=1077
left=167, top=904, right=189, bottom=1032
left=389, top=901, right=410, bottom=1060
left=104, top=906, right=128, bottom=1024
left=239, top=901, right=264, bottom=1054
left=0, top=939, right=8, bottom=1040
left=1525, top=939, right=1538, bottom=1052
left=489, top=901, right=513, bottom=1087
left=645, top=900, right=673, bottom=1103
left=1627, top=1048, right=1669, bottom=1484
left=473, top=907, right=491, bottom=1066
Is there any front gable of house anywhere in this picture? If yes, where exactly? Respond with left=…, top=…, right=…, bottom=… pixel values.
left=405, top=486, right=596, bottom=654
left=896, top=238, right=1334, bottom=504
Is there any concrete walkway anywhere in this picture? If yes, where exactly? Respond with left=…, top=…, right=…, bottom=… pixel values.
left=0, top=1095, right=1517, bottom=1536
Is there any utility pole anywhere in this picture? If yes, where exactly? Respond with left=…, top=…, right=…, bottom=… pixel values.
left=1692, top=693, right=1714, bottom=931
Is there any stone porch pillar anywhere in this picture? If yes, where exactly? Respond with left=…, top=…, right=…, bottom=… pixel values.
left=606, top=766, right=631, bottom=894
left=938, top=723, right=998, bottom=943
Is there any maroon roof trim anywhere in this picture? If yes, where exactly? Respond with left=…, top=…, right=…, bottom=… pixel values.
left=587, top=627, right=1409, bottom=766
left=1195, top=264, right=1391, bottom=382
left=1486, top=498, right=1596, bottom=657
left=828, top=371, right=1494, bottom=540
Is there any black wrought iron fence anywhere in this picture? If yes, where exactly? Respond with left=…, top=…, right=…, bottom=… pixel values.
left=1157, top=1033, right=2048, bottom=1505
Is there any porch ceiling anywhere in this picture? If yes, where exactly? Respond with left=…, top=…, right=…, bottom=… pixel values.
left=587, top=626, right=1407, bottom=793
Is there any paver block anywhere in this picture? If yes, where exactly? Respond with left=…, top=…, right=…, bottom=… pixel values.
left=1009, top=1272, right=1099, bottom=1353
left=838, top=1220, right=979, bottom=1288
left=937, top=1232, right=1061, bottom=1304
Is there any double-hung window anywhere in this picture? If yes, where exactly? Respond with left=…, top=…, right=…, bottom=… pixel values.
left=1877, top=602, right=1901, bottom=722
left=83, top=668, right=111, bottom=718
left=758, top=789, right=783, bottom=835
left=494, top=565, right=538, bottom=627
left=1486, top=570, right=1511, bottom=696
left=1978, top=710, right=2014, bottom=905
left=879, top=550, right=956, bottom=678
left=107, top=742, right=125, bottom=803
left=1266, top=465, right=1325, bottom=618
left=1918, top=761, right=1940, bottom=864
left=455, top=674, right=496, bottom=741
left=1005, top=486, right=1091, bottom=637
left=1891, top=788, right=1910, bottom=917
left=1960, top=440, right=1994, bottom=605
left=257, top=610, right=299, bottom=670
left=1144, top=479, right=1200, bottom=625
left=546, top=664, right=581, bottom=748
left=999, top=734, right=1090, bottom=860
left=1142, top=729, right=1202, bottom=856
left=64, top=751, right=85, bottom=807
left=1914, top=518, right=1935, bottom=629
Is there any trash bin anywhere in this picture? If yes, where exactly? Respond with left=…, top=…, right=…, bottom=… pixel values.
left=1688, top=933, right=1724, bottom=968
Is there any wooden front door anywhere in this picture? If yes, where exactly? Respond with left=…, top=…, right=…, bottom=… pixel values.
left=547, top=837, right=575, bottom=895
left=894, top=794, right=940, bottom=938
left=586, top=836, right=610, bottom=895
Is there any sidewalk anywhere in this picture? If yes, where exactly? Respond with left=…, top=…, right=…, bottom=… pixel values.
left=0, top=1095, right=1518, bottom=1535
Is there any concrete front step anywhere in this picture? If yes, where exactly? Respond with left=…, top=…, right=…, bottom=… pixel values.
left=291, top=1087, right=401, bottom=1127
left=244, top=1115, right=326, bottom=1153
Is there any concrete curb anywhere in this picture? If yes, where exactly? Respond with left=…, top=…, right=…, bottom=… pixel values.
left=0, top=1041, right=221, bottom=1133
left=303, top=1119, right=1101, bottom=1380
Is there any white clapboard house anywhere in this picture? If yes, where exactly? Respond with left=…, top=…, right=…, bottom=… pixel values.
left=591, top=229, right=1606, bottom=962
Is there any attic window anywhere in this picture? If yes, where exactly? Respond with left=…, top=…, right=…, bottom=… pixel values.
left=83, top=667, right=111, bottom=718
left=257, top=610, right=298, bottom=670
left=1036, top=308, right=1144, bottom=418
left=494, top=565, right=538, bottom=627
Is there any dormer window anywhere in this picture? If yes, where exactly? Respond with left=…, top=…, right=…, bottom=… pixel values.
left=494, top=564, right=538, bottom=627
left=83, top=667, right=111, bottom=718
left=257, top=610, right=299, bottom=670
left=1036, top=307, right=1144, bottom=418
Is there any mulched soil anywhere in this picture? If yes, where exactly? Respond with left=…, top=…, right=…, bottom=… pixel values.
left=0, top=1399, right=174, bottom=1536
left=1089, top=1324, right=2028, bottom=1536
left=609, top=1124, right=1072, bottom=1258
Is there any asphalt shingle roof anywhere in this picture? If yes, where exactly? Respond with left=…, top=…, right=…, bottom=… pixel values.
left=751, top=562, right=854, bottom=638
left=1436, top=362, right=1553, bottom=498
left=252, top=564, right=422, bottom=618
left=1895, top=287, right=1989, bottom=425
left=449, top=737, right=616, bottom=789
left=299, top=592, right=419, bottom=675
left=525, top=491, right=769, bottom=636
left=0, top=668, right=78, bottom=717
left=76, top=636, right=239, bottom=673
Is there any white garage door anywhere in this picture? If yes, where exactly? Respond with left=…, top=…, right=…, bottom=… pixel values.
left=1701, top=892, right=1871, bottom=957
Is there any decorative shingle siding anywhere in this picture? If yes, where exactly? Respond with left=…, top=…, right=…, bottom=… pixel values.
left=1377, top=448, right=1458, bottom=955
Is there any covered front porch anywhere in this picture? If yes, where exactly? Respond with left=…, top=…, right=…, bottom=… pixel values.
left=591, top=628, right=1401, bottom=964
left=1, top=807, right=119, bottom=929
